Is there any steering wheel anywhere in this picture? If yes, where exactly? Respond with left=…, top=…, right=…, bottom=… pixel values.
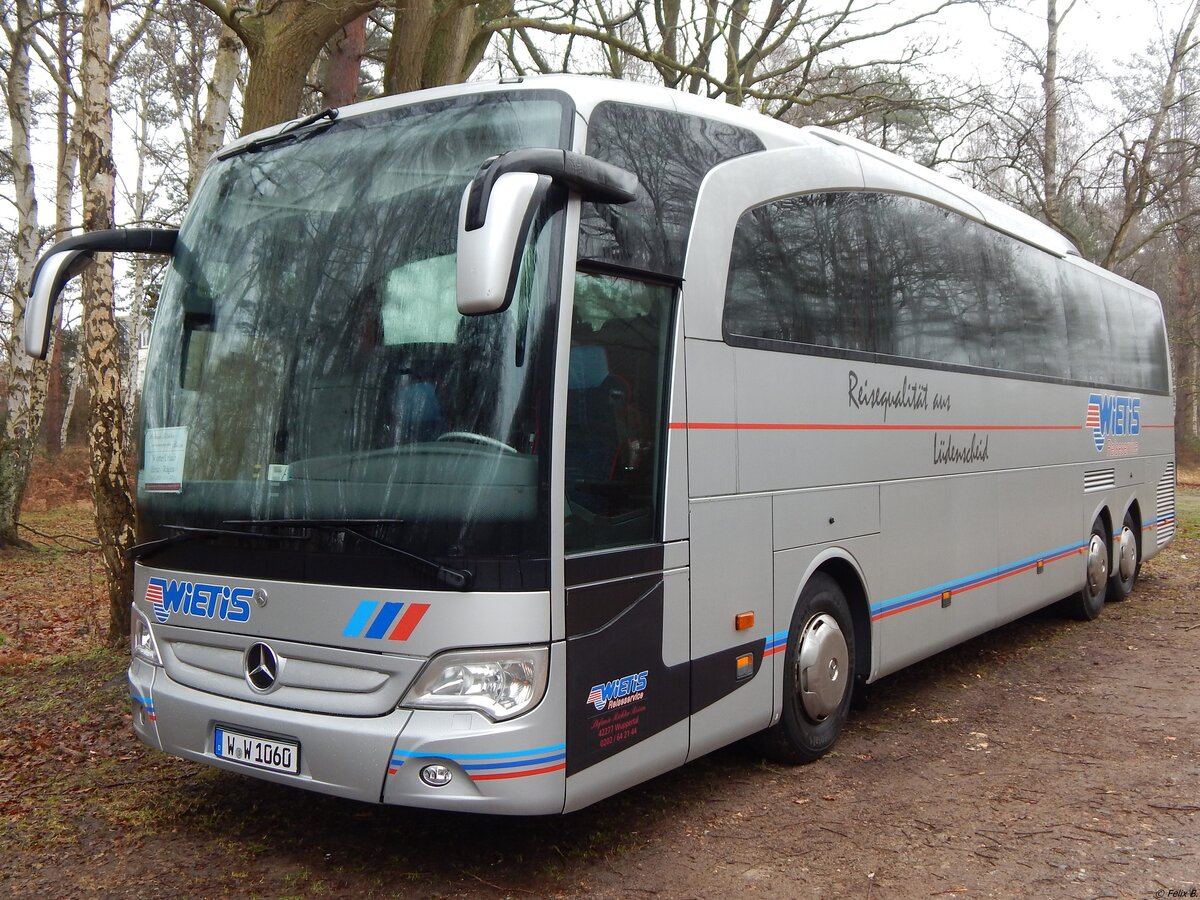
left=436, top=432, right=519, bottom=454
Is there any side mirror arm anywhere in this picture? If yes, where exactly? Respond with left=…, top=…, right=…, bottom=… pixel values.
left=456, top=150, right=638, bottom=315
left=464, top=149, right=638, bottom=232
left=25, top=227, right=178, bottom=359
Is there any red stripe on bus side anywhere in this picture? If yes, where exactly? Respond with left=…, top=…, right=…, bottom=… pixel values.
left=470, top=762, right=567, bottom=782
left=871, top=546, right=1083, bottom=623
left=670, top=422, right=1088, bottom=432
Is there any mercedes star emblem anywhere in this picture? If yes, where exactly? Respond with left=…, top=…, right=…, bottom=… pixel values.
left=245, top=642, right=281, bottom=693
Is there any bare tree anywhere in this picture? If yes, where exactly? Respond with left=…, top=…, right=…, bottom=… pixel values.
left=194, top=0, right=380, bottom=133
left=0, top=0, right=50, bottom=549
left=326, top=12, right=367, bottom=106
left=383, top=0, right=507, bottom=93
left=78, top=0, right=135, bottom=642
left=488, top=0, right=973, bottom=113
left=963, top=0, right=1200, bottom=268
left=1099, top=0, right=1200, bottom=269
left=76, top=0, right=158, bottom=643
left=41, top=0, right=80, bottom=456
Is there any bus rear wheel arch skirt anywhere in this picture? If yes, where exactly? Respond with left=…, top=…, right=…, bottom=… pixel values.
left=757, top=572, right=856, bottom=764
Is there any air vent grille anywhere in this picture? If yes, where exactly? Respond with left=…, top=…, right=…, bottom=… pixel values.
left=1156, top=462, right=1176, bottom=547
left=1084, top=468, right=1116, bottom=492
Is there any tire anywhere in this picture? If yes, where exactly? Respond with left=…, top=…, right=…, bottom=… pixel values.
left=756, top=573, right=855, bottom=764
left=1107, top=511, right=1141, bottom=601
left=1064, top=518, right=1109, bottom=621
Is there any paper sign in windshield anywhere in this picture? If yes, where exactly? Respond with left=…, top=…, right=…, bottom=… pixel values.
left=144, top=426, right=188, bottom=493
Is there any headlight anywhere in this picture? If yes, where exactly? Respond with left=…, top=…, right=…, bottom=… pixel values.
left=131, top=606, right=162, bottom=666
left=403, top=647, right=548, bottom=721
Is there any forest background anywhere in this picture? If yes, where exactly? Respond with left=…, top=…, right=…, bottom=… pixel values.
left=2, top=0, right=1200, bottom=643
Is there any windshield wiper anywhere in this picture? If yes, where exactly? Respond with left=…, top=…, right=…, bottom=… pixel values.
left=224, top=519, right=473, bottom=591
left=125, top=524, right=310, bottom=562
left=217, top=108, right=339, bottom=160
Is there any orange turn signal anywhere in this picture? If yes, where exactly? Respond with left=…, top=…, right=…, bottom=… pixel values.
left=735, top=612, right=755, bottom=631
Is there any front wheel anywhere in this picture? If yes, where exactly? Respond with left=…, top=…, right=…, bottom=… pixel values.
left=756, top=573, right=855, bottom=764
left=1107, top=511, right=1141, bottom=601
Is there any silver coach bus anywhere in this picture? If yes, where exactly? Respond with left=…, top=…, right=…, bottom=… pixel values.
left=26, top=76, right=1176, bottom=814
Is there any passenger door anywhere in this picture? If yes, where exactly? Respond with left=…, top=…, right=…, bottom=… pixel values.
left=562, top=272, right=692, bottom=810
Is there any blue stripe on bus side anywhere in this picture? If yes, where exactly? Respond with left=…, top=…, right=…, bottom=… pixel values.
left=390, top=743, right=567, bottom=764
left=870, top=539, right=1087, bottom=621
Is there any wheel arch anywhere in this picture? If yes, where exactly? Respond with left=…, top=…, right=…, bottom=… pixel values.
left=1087, top=502, right=1114, bottom=546
left=795, top=550, right=873, bottom=685
left=1122, top=498, right=1144, bottom=551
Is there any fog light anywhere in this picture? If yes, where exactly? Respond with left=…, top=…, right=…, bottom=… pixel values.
left=420, top=764, right=453, bottom=787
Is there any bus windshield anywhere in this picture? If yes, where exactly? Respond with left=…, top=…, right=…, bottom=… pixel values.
left=138, top=92, right=570, bottom=590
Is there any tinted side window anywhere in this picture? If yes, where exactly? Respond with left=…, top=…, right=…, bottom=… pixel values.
left=581, top=103, right=764, bottom=276
left=724, top=193, right=875, bottom=351
left=1102, top=280, right=1143, bottom=389
left=1129, top=290, right=1170, bottom=392
left=879, top=196, right=993, bottom=369
left=724, top=192, right=1169, bottom=392
left=1060, top=265, right=1111, bottom=384
left=725, top=193, right=995, bottom=369
left=565, top=274, right=675, bottom=553
left=995, top=238, right=1069, bottom=379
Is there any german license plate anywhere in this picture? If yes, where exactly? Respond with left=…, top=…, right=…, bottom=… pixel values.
left=214, top=725, right=299, bottom=774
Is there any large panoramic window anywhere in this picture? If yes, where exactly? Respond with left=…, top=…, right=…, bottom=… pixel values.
left=138, top=93, right=571, bottom=590
left=723, top=191, right=1169, bottom=393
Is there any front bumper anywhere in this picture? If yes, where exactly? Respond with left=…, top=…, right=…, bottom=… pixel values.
left=127, top=644, right=568, bottom=814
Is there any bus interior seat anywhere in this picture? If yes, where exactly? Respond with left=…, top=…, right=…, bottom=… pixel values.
left=566, top=344, right=632, bottom=500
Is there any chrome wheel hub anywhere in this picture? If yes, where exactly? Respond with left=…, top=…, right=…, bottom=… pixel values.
left=1086, top=533, right=1108, bottom=595
left=796, top=613, right=849, bottom=721
left=1117, top=526, right=1137, bottom=581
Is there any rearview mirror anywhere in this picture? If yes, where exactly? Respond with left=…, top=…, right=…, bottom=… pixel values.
left=456, top=149, right=638, bottom=315
left=25, top=227, right=178, bottom=359
left=456, top=172, right=547, bottom=316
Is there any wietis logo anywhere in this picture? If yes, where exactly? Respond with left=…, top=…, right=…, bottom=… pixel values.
left=145, top=577, right=253, bottom=624
left=586, top=670, right=648, bottom=711
left=1086, top=393, right=1140, bottom=452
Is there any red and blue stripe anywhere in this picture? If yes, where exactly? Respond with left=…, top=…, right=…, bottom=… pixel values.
left=130, top=692, right=156, bottom=721
left=388, top=743, right=567, bottom=780
left=342, top=600, right=430, bottom=641
left=870, top=540, right=1088, bottom=622
left=763, top=631, right=787, bottom=657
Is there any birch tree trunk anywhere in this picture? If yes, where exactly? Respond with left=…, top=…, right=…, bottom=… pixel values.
left=189, top=23, right=242, bottom=193
left=42, top=0, right=80, bottom=456
left=60, top=356, right=82, bottom=450
left=0, top=0, right=49, bottom=550
left=1040, top=0, right=1063, bottom=232
left=80, top=0, right=137, bottom=644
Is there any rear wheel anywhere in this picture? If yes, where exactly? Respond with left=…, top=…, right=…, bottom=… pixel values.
left=1108, top=511, right=1141, bottom=601
left=1064, top=518, right=1109, bottom=621
left=756, top=573, right=855, bottom=764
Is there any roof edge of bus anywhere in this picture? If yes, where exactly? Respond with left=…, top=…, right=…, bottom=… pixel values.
left=216, top=75, right=813, bottom=164
left=801, top=125, right=1081, bottom=259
